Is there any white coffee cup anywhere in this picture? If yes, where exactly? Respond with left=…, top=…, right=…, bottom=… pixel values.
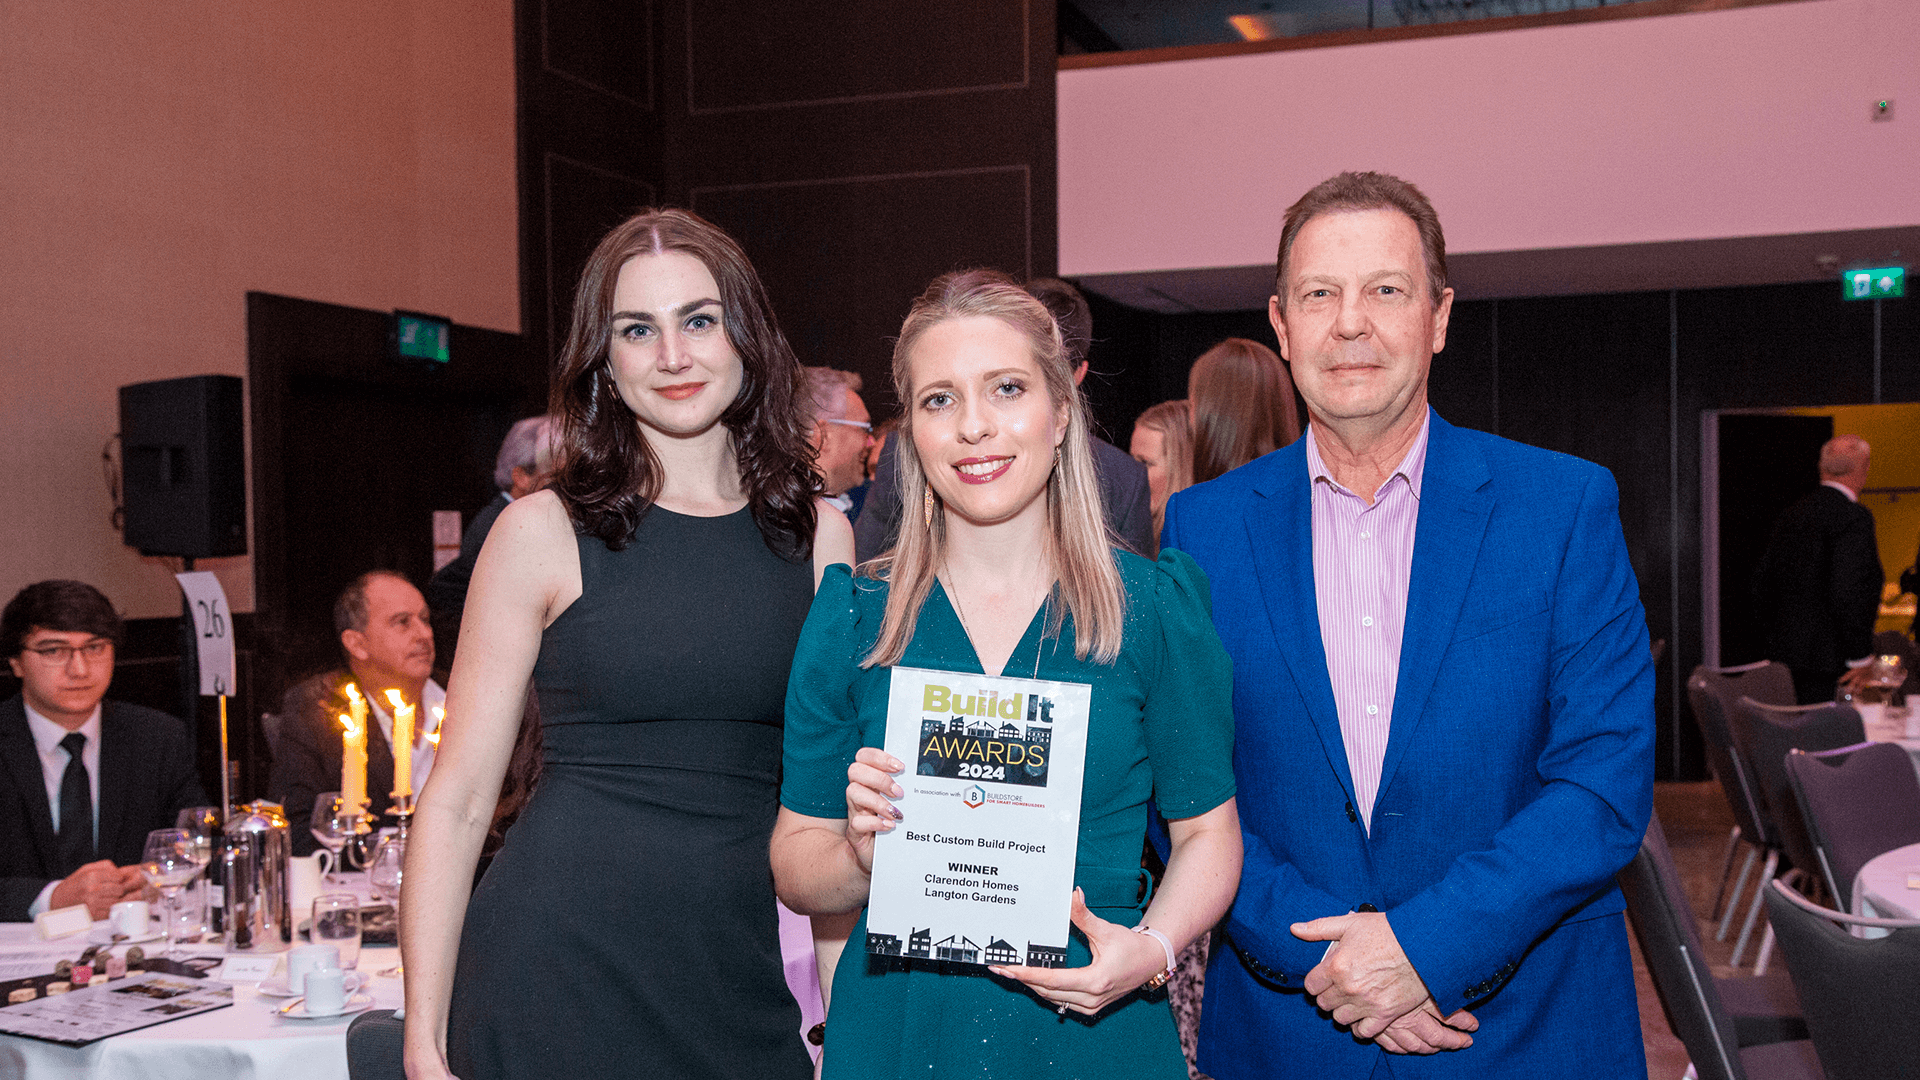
left=302, top=966, right=348, bottom=1015
left=285, top=943, right=340, bottom=994
left=109, top=900, right=150, bottom=939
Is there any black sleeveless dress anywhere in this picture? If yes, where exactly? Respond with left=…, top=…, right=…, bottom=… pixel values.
left=447, top=507, right=815, bottom=1079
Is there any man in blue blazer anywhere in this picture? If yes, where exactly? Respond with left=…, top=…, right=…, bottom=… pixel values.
left=1164, top=172, right=1653, bottom=1077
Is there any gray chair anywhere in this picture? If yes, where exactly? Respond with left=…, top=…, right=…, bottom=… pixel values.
left=346, top=1008, right=405, bottom=1080
left=1785, top=742, right=1920, bottom=910
left=1764, top=881, right=1920, bottom=1080
left=1730, top=698, right=1865, bottom=970
left=1689, top=662, right=1795, bottom=931
left=1618, top=815, right=1816, bottom=1079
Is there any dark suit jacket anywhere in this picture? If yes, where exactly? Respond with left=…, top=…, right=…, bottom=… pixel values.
left=1164, top=412, right=1655, bottom=1078
left=1, top=695, right=208, bottom=920
left=852, top=433, right=1153, bottom=562
left=426, top=491, right=511, bottom=663
left=267, top=670, right=398, bottom=856
left=1753, top=484, right=1883, bottom=675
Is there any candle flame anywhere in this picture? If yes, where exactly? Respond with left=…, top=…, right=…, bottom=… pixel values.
left=338, top=712, right=358, bottom=735
left=343, top=683, right=363, bottom=706
left=426, top=730, right=441, bottom=747
left=385, top=688, right=406, bottom=709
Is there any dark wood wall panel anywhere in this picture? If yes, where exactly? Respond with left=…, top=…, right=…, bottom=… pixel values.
left=1087, top=279, right=1919, bottom=782
left=686, top=0, right=1028, bottom=112
left=543, top=154, right=656, bottom=359
left=517, top=0, right=1055, bottom=416
left=542, top=0, right=654, bottom=106
left=694, top=167, right=1031, bottom=397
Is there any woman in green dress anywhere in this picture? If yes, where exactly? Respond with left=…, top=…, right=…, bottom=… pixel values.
left=771, top=270, right=1243, bottom=1078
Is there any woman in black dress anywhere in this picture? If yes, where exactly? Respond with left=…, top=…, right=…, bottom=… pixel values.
left=402, top=209, right=853, bottom=1080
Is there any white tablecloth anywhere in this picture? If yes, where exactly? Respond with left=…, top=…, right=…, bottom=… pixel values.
left=0, top=875, right=400, bottom=1080
left=1853, top=841, right=1920, bottom=924
left=1, top=878, right=826, bottom=1078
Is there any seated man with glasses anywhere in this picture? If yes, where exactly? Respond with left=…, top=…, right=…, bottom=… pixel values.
left=2, top=580, right=208, bottom=921
left=801, top=365, right=875, bottom=520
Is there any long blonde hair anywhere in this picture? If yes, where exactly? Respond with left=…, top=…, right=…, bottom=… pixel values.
left=861, top=270, right=1125, bottom=668
left=1133, top=398, right=1194, bottom=543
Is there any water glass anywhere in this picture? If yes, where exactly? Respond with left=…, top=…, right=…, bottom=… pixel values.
left=141, top=828, right=202, bottom=958
left=312, top=893, right=363, bottom=970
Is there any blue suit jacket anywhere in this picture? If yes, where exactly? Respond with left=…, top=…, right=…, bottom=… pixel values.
left=1162, top=411, right=1653, bottom=1079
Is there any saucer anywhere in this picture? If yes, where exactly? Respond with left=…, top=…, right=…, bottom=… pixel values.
left=88, top=927, right=164, bottom=945
left=258, top=971, right=367, bottom=998
left=277, top=991, right=374, bottom=1019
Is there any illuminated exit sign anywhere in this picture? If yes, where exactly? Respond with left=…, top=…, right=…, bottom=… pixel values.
left=1843, top=266, right=1905, bottom=300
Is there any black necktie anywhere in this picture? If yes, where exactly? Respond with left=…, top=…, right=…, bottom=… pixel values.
left=55, top=732, right=94, bottom=876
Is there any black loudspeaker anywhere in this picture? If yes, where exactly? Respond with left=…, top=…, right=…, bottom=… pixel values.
left=119, top=375, right=247, bottom=559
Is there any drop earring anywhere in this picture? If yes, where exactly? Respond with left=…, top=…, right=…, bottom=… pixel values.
left=923, top=488, right=935, bottom=528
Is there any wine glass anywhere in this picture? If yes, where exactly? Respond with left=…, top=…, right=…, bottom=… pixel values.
left=141, top=829, right=202, bottom=958
left=367, top=834, right=405, bottom=977
left=310, top=792, right=361, bottom=884
left=174, top=807, right=220, bottom=936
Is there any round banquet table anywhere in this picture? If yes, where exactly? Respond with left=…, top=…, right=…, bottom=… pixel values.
left=0, top=875, right=401, bottom=1080
left=1858, top=704, right=1920, bottom=778
left=0, top=876, right=824, bottom=1079
left=1852, top=841, right=1920, bottom=926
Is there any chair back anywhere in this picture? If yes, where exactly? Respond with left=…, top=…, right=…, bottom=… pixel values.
left=1785, top=742, right=1920, bottom=909
left=1763, top=881, right=1920, bottom=1080
left=345, top=1008, right=405, bottom=1079
left=1688, top=664, right=1781, bottom=846
left=1618, top=814, right=1748, bottom=1080
left=1734, top=698, right=1865, bottom=877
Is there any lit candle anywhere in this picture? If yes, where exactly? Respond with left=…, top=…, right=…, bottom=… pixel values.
left=340, top=682, right=368, bottom=812
left=387, top=689, right=414, bottom=799
left=427, top=706, right=444, bottom=748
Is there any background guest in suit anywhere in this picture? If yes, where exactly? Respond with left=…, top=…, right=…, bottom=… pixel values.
left=855, top=276, right=1153, bottom=560
left=1753, top=434, right=1883, bottom=704
left=800, top=366, right=874, bottom=520
left=1188, top=337, right=1301, bottom=485
left=270, top=570, right=443, bottom=853
left=2, top=580, right=207, bottom=921
left=1164, top=171, right=1654, bottom=1079
left=426, top=415, right=559, bottom=661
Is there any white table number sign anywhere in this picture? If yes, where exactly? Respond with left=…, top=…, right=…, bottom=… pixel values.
left=864, top=667, right=1091, bottom=968
left=174, top=571, right=236, bottom=696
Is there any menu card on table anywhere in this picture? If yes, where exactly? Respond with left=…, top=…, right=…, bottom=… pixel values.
left=0, top=972, right=233, bottom=1046
left=864, top=667, right=1090, bottom=968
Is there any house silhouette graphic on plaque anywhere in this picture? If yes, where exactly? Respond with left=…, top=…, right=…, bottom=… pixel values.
left=866, top=931, right=903, bottom=956
left=1026, top=942, right=1067, bottom=968
left=934, top=934, right=981, bottom=963
left=906, top=928, right=932, bottom=959
left=983, top=938, right=1020, bottom=964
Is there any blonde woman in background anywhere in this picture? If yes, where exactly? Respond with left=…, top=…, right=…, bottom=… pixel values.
left=1129, top=398, right=1194, bottom=553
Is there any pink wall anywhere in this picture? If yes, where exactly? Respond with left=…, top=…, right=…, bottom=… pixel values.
left=1060, top=0, right=1920, bottom=277
left=0, top=0, right=517, bottom=617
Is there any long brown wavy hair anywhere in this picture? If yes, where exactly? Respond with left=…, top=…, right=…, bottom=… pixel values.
left=548, top=208, right=817, bottom=557
left=1189, top=337, right=1300, bottom=484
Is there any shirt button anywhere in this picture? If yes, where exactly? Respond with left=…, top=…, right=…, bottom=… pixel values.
left=1362, top=616, right=1374, bottom=627
left=1367, top=705, right=1378, bottom=716
left=1359, top=532, right=1370, bottom=539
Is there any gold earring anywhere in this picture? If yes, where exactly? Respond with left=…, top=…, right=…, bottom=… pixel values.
left=924, top=487, right=935, bottom=528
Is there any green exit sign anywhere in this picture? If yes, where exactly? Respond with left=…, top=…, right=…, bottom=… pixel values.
left=1843, top=266, right=1905, bottom=300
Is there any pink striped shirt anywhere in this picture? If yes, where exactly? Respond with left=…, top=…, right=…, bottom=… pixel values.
left=1305, top=410, right=1430, bottom=833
